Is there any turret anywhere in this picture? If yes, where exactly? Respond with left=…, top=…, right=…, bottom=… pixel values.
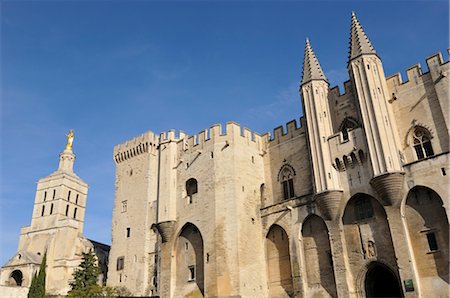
left=300, top=39, right=343, bottom=220
left=347, top=12, right=404, bottom=205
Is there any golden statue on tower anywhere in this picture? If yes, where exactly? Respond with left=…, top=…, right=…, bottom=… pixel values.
left=65, top=129, right=74, bottom=151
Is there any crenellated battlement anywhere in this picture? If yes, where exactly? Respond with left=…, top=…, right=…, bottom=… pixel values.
left=386, top=50, right=449, bottom=88
left=177, top=121, right=268, bottom=154
left=113, top=131, right=159, bottom=164
left=268, top=118, right=306, bottom=145
left=329, top=80, right=354, bottom=98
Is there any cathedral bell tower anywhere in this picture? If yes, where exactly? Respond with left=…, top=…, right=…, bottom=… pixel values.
left=29, top=129, right=88, bottom=233
left=300, top=39, right=343, bottom=220
left=347, top=12, right=405, bottom=205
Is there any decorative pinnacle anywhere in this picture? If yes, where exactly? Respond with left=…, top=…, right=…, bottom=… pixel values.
left=65, top=129, right=74, bottom=152
left=349, top=12, right=376, bottom=62
left=301, top=38, right=327, bottom=86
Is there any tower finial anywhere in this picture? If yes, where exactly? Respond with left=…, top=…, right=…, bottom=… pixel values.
left=301, top=38, right=327, bottom=86
left=348, top=12, right=376, bottom=62
left=65, top=129, right=74, bottom=152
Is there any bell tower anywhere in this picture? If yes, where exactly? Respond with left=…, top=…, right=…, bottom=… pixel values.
left=29, top=129, right=88, bottom=234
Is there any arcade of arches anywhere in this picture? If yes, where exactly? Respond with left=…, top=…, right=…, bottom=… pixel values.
left=262, top=188, right=449, bottom=297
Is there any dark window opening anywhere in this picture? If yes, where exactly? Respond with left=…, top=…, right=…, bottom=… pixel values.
left=73, top=207, right=77, bottom=219
left=41, top=205, right=45, bottom=216
left=282, top=179, right=295, bottom=200
left=279, top=165, right=295, bottom=200
left=117, top=257, right=124, bottom=271
left=186, top=178, right=198, bottom=196
left=340, top=118, right=359, bottom=142
left=43, top=191, right=47, bottom=201
left=188, top=265, right=195, bottom=281
left=426, top=232, right=438, bottom=251
left=126, top=227, right=131, bottom=238
left=50, top=203, right=54, bottom=215
left=53, top=189, right=56, bottom=199
left=76, top=194, right=79, bottom=204
left=65, top=205, right=69, bottom=216
left=413, top=127, right=434, bottom=160
left=342, top=129, right=349, bottom=142
left=355, top=197, right=374, bottom=221
left=67, top=190, right=71, bottom=201
left=186, top=178, right=198, bottom=204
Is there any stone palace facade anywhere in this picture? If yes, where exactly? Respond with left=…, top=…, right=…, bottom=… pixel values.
left=107, top=12, right=449, bottom=298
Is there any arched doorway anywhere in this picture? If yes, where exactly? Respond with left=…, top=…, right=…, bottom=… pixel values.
left=266, top=224, right=293, bottom=297
left=365, top=262, right=402, bottom=297
left=302, top=215, right=337, bottom=297
left=174, top=223, right=204, bottom=297
left=342, top=194, right=400, bottom=294
left=9, top=270, right=23, bottom=286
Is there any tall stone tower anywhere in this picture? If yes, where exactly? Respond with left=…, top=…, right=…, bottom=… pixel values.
left=300, top=38, right=343, bottom=220
left=347, top=12, right=405, bottom=205
left=0, top=131, right=109, bottom=296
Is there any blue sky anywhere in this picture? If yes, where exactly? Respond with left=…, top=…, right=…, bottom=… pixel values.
left=1, top=1, right=448, bottom=266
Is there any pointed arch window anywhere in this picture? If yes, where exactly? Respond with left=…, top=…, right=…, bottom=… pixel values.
left=412, top=127, right=434, bottom=160
left=339, top=117, right=359, bottom=142
left=279, top=165, right=295, bottom=200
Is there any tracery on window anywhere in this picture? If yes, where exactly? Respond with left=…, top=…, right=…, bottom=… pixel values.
left=278, top=165, right=295, bottom=200
left=412, top=127, right=434, bottom=160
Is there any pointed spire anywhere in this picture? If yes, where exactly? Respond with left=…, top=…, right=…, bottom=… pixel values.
left=301, top=38, right=327, bottom=86
left=348, top=12, right=376, bottom=62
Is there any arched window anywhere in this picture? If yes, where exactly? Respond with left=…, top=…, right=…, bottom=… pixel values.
left=9, top=270, right=23, bottom=286
left=339, top=117, right=359, bottom=142
left=279, top=165, right=295, bottom=200
left=186, top=178, right=198, bottom=204
left=412, top=127, right=434, bottom=160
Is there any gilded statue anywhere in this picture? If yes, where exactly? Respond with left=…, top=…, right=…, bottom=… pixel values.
left=65, top=129, right=74, bottom=151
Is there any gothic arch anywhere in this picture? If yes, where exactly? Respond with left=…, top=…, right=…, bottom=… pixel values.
left=338, top=116, right=360, bottom=132
left=404, top=186, right=449, bottom=294
left=404, top=124, right=434, bottom=147
left=342, top=193, right=399, bottom=293
left=174, top=222, right=204, bottom=297
left=277, top=164, right=296, bottom=182
left=265, top=224, right=293, bottom=297
left=301, top=215, right=337, bottom=297
left=355, top=261, right=403, bottom=298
